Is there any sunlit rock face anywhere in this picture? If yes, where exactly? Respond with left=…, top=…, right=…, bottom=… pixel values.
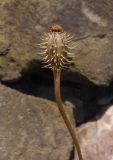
left=79, top=105, right=113, bottom=160
left=0, top=84, right=73, bottom=160
left=0, top=0, right=112, bottom=85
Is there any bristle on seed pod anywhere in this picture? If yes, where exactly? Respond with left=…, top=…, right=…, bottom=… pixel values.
left=39, top=24, right=75, bottom=70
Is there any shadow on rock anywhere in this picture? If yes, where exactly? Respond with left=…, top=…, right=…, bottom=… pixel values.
left=2, top=59, right=113, bottom=126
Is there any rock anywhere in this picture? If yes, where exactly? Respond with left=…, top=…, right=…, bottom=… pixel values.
left=0, top=83, right=75, bottom=160
left=70, top=35, right=113, bottom=85
left=0, top=0, right=113, bottom=85
left=79, top=105, right=113, bottom=160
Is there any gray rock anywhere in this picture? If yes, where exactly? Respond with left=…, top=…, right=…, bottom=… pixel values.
left=0, top=84, right=74, bottom=160
left=0, top=0, right=113, bottom=85
left=79, top=105, right=113, bottom=160
left=70, top=35, right=113, bottom=85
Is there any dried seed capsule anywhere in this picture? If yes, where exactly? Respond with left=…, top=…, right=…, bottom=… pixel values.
left=39, top=24, right=74, bottom=70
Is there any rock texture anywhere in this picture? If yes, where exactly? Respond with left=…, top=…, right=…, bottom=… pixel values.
left=0, top=0, right=112, bottom=85
left=79, top=105, right=113, bottom=160
left=0, top=81, right=113, bottom=160
left=0, top=84, right=74, bottom=160
left=0, top=1, right=113, bottom=159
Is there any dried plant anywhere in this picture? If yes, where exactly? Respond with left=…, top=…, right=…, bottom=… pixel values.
left=39, top=24, right=83, bottom=160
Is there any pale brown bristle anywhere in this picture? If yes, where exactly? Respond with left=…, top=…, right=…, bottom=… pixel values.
left=39, top=25, right=74, bottom=70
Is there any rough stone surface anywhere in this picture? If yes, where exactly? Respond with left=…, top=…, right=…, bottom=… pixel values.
left=0, top=84, right=74, bottom=160
left=79, top=105, right=113, bottom=160
left=0, top=0, right=112, bottom=85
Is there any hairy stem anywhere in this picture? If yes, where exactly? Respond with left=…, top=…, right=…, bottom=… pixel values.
left=53, top=69, right=83, bottom=160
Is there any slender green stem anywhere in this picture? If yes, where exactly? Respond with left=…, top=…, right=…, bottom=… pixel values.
left=53, top=69, right=83, bottom=160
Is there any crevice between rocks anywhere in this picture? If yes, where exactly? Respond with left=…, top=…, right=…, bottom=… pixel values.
left=1, top=62, right=113, bottom=127
left=69, top=146, right=75, bottom=160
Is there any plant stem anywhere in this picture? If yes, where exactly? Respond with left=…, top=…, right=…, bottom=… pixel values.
left=53, top=69, right=83, bottom=160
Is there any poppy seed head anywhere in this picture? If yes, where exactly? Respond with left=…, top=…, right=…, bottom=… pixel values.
left=39, top=24, right=75, bottom=70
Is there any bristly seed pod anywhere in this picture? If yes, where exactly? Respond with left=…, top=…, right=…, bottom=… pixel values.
left=39, top=24, right=75, bottom=70
left=39, top=25, right=84, bottom=160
